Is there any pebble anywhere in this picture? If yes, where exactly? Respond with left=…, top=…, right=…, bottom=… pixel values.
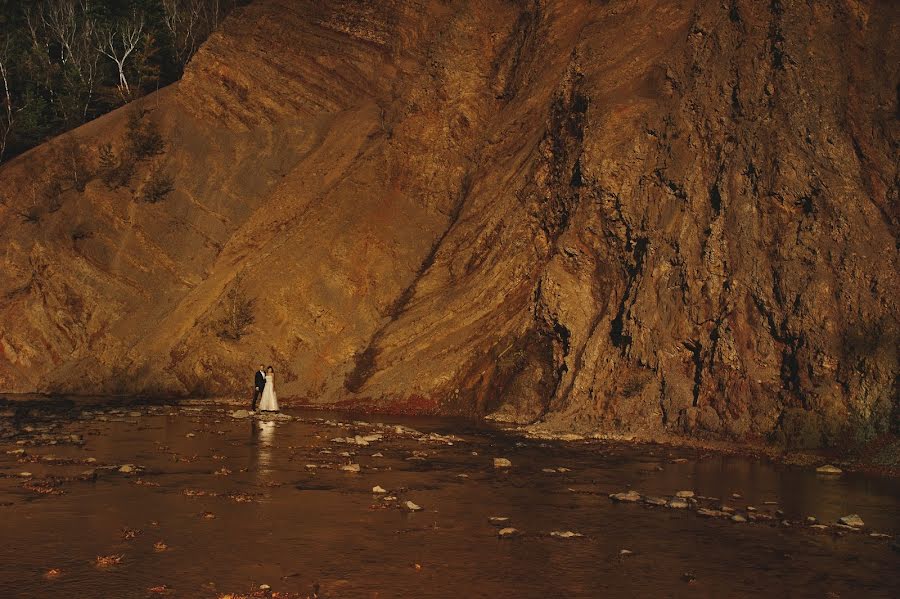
left=731, top=514, right=747, bottom=523
left=372, top=486, right=387, bottom=494
left=619, top=549, right=633, bottom=556
left=404, top=501, right=423, bottom=512
left=675, top=490, right=695, bottom=498
left=128, top=412, right=141, bottom=418
left=696, top=508, right=728, bottom=518
left=667, top=499, right=689, bottom=509
left=550, top=531, right=583, bottom=538
left=118, top=464, right=135, bottom=473
left=18, top=472, right=33, bottom=478
left=642, top=496, right=668, bottom=506
left=488, top=517, right=509, bottom=525
left=259, top=584, right=271, bottom=591
left=497, top=527, right=520, bottom=538
left=838, top=514, right=864, bottom=528
left=229, top=410, right=251, bottom=419
left=340, top=463, right=361, bottom=473
left=806, top=516, right=817, bottom=524
left=610, top=490, right=642, bottom=503
left=815, top=464, right=843, bottom=475
left=371, top=452, right=384, bottom=457
left=493, top=458, right=512, bottom=468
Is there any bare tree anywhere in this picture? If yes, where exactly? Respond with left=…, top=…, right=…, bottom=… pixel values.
left=0, top=37, right=27, bottom=163
left=95, top=11, right=145, bottom=99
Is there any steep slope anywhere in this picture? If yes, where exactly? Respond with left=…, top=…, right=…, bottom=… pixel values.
left=0, top=0, right=897, bottom=447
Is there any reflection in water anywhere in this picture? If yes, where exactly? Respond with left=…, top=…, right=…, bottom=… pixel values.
left=257, top=420, right=276, bottom=476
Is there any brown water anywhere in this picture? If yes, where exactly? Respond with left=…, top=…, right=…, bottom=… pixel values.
left=0, top=399, right=898, bottom=598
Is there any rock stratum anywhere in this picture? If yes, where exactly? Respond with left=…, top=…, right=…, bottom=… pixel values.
left=0, top=0, right=897, bottom=447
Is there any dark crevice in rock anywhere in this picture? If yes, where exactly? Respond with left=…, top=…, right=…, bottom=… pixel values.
left=610, top=237, right=649, bottom=349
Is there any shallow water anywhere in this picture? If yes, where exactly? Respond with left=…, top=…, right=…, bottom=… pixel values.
left=0, top=399, right=898, bottom=598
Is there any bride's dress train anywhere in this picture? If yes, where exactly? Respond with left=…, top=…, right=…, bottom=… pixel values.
left=258, top=374, right=279, bottom=412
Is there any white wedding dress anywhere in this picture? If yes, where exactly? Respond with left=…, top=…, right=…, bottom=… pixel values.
left=258, top=374, right=279, bottom=412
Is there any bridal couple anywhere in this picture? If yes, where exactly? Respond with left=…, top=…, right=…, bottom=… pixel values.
left=251, top=364, right=279, bottom=412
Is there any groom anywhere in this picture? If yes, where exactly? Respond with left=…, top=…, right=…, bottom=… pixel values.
left=252, top=364, right=266, bottom=411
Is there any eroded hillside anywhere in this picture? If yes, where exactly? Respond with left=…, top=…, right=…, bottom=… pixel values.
left=0, top=0, right=897, bottom=447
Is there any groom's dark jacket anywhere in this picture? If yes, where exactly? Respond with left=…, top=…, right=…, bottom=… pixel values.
left=255, top=371, right=266, bottom=390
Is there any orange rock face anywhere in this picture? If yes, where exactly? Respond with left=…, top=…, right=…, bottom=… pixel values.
left=0, top=0, right=897, bottom=445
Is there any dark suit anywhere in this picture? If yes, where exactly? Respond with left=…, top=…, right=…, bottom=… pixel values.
left=252, top=370, right=266, bottom=409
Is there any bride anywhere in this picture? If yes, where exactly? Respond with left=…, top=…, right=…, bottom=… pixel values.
left=258, top=366, right=279, bottom=412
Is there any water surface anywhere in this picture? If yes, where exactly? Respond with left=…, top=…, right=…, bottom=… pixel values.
left=0, top=399, right=897, bottom=598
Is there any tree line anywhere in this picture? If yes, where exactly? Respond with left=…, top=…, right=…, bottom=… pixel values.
left=0, top=0, right=246, bottom=164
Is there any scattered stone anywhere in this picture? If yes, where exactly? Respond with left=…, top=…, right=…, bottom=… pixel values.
left=259, top=584, right=271, bottom=591
left=118, top=464, right=135, bottom=474
left=497, top=527, right=520, bottom=538
left=815, top=464, right=843, bottom=475
left=229, top=410, right=251, bottom=419
left=372, top=486, right=387, bottom=494
left=746, top=506, right=756, bottom=512
left=6, top=449, right=25, bottom=455
left=153, top=541, right=168, bottom=552
left=340, top=463, right=361, bottom=473
left=619, top=549, right=633, bottom=556
left=493, top=458, right=512, bottom=468
left=610, top=490, right=642, bottom=503
left=18, top=471, right=32, bottom=478
left=810, top=524, right=829, bottom=531
left=557, top=467, right=571, bottom=473
left=731, top=514, right=747, bottom=523
left=95, top=554, right=123, bottom=568
left=488, top=517, right=509, bottom=526
left=371, top=452, right=384, bottom=457
left=869, top=532, right=891, bottom=539
left=185, top=433, right=195, bottom=438
left=456, top=473, right=469, bottom=478
left=404, top=501, right=423, bottom=512
left=720, top=506, right=735, bottom=513
left=642, top=496, right=668, bottom=506
left=838, top=514, right=864, bottom=528
left=675, top=490, right=694, bottom=498
left=731, top=493, right=742, bottom=499
left=44, top=568, right=61, bottom=579
left=128, top=412, right=141, bottom=418
left=696, top=508, right=728, bottom=518
left=541, top=468, right=557, bottom=473
left=550, top=531, right=583, bottom=538
left=806, top=516, right=817, bottom=524
left=667, top=499, right=689, bottom=509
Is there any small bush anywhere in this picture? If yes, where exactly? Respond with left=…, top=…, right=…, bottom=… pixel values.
left=141, top=168, right=174, bottom=203
left=20, top=204, right=42, bottom=224
left=215, top=278, right=255, bottom=341
left=71, top=224, right=93, bottom=242
left=125, top=109, right=165, bottom=160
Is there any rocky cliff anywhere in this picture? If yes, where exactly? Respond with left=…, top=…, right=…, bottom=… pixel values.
left=0, top=0, right=897, bottom=447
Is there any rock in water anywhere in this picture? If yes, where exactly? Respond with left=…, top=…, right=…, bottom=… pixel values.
left=550, top=531, right=583, bottom=538
left=493, top=458, right=512, bottom=468
left=838, top=514, right=864, bottom=528
left=372, top=486, right=387, bottom=494
left=675, top=490, right=695, bottom=498
left=667, top=499, right=690, bottom=509
left=815, top=465, right=843, bottom=475
left=118, top=465, right=135, bottom=474
left=340, top=463, right=361, bottom=473
left=230, top=410, right=251, bottom=419
left=404, top=501, right=423, bottom=512
left=497, top=528, right=520, bottom=538
left=610, top=490, right=642, bottom=503
left=488, top=517, right=509, bottom=526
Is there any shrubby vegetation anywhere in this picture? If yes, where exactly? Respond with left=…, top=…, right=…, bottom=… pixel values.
left=215, top=275, right=256, bottom=341
left=0, top=0, right=245, bottom=163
